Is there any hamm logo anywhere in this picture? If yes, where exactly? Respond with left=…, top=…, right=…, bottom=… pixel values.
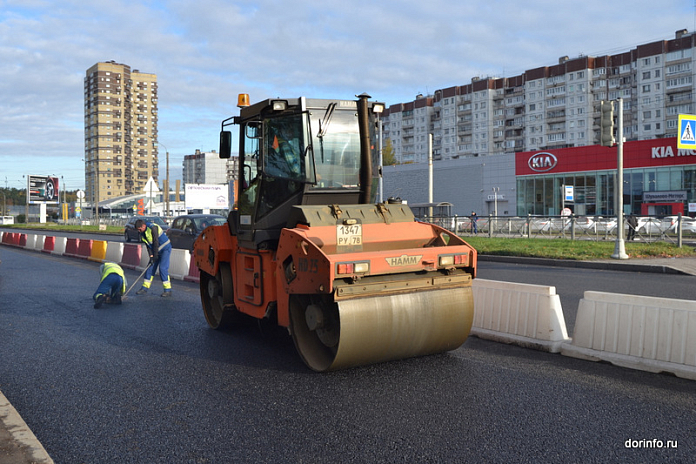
left=386, top=254, right=422, bottom=267
left=528, top=152, right=558, bottom=172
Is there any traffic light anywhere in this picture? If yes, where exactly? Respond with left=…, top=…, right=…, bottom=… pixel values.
left=600, top=100, right=615, bottom=147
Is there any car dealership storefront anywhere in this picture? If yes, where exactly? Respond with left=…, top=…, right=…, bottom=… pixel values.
left=515, top=138, right=696, bottom=217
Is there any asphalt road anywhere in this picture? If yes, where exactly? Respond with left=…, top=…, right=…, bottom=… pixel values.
left=1, top=247, right=695, bottom=463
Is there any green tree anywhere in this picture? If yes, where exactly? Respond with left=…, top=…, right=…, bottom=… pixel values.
left=381, top=138, right=397, bottom=166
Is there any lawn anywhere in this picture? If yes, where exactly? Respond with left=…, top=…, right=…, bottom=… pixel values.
left=462, top=236, right=696, bottom=260
left=1, top=222, right=122, bottom=234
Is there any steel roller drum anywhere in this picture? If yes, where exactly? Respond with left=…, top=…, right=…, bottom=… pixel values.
left=290, top=286, right=474, bottom=372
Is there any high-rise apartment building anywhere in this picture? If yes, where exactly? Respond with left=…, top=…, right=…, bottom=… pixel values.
left=182, top=149, right=234, bottom=185
left=383, top=29, right=695, bottom=164
left=84, top=61, right=159, bottom=204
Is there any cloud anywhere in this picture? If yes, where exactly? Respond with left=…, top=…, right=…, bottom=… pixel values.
left=0, top=0, right=690, bottom=189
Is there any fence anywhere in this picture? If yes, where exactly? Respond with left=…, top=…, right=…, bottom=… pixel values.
left=420, top=214, right=695, bottom=245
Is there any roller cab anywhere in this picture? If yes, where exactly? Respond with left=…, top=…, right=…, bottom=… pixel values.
left=194, top=93, right=477, bottom=371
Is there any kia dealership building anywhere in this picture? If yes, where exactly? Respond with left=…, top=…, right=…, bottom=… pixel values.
left=383, top=137, right=696, bottom=219
left=515, top=137, right=696, bottom=217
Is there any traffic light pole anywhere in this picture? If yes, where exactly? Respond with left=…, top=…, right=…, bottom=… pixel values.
left=611, top=97, right=628, bottom=260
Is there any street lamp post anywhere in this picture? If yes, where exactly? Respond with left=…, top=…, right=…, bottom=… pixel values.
left=3, top=176, right=7, bottom=217
left=151, top=138, right=169, bottom=217
left=492, top=187, right=499, bottom=232
left=95, top=160, right=100, bottom=225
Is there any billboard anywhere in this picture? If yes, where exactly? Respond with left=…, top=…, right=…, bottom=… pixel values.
left=27, top=175, right=60, bottom=204
left=184, top=184, right=229, bottom=210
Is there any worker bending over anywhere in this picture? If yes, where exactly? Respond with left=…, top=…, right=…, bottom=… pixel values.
left=134, top=218, right=173, bottom=297
left=94, top=262, right=127, bottom=309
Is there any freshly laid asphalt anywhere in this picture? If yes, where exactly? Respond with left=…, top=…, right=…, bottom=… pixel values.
left=2, top=253, right=695, bottom=464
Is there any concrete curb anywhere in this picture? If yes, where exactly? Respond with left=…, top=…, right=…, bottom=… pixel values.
left=479, top=254, right=691, bottom=275
left=0, top=391, right=53, bottom=464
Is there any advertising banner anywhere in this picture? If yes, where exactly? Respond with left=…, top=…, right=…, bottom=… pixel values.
left=185, top=184, right=229, bottom=210
left=27, top=175, right=60, bottom=204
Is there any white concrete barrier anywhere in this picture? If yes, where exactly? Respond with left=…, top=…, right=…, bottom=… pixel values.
left=562, top=291, right=696, bottom=381
left=104, top=241, right=124, bottom=264
left=32, top=234, right=46, bottom=252
left=472, top=279, right=570, bottom=352
left=169, top=248, right=191, bottom=280
left=24, top=233, right=38, bottom=250
left=51, top=237, right=67, bottom=256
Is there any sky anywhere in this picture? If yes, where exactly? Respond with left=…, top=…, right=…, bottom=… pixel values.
left=0, top=0, right=692, bottom=193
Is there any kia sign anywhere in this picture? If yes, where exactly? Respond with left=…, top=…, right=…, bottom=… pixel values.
left=27, top=175, right=59, bottom=204
left=528, top=152, right=558, bottom=172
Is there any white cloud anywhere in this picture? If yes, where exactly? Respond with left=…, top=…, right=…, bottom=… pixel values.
left=0, top=0, right=690, bottom=189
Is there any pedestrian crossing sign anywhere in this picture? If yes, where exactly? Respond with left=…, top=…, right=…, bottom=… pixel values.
left=678, top=114, right=696, bottom=149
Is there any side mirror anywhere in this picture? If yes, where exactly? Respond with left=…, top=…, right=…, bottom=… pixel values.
left=227, top=210, right=239, bottom=236
left=220, top=131, right=232, bottom=158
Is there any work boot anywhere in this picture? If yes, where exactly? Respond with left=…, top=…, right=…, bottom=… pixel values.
left=136, top=288, right=148, bottom=295
left=113, top=294, right=122, bottom=305
left=94, top=294, right=107, bottom=309
left=161, top=290, right=172, bottom=298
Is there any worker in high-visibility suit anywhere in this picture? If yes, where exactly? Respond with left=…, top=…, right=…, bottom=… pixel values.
left=93, top=262, right=127, bottom=309
left=134, top=218, right=173, bottom=297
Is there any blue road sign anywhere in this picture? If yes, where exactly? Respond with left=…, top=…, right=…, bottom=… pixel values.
left=678, top=114, right=696, bottom=149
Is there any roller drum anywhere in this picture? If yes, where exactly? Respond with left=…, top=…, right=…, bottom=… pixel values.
left=290, top=286, right=473, bottom=372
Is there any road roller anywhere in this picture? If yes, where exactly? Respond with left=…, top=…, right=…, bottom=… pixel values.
left=193, top=93, right=477, bottom=371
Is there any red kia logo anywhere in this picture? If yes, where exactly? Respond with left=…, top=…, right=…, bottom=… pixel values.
left=528, top=152, right=557, bottom=172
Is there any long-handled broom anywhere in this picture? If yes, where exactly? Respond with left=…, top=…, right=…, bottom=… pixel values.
left=123, top=261, right=152, bottom=298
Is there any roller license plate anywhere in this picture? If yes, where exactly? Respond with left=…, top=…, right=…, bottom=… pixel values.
left=337, top=224, right=362, bottom=246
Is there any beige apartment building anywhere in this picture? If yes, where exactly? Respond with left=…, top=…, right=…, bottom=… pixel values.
left=84, top=61, right=159, bottom=204
left=384, top=29, right=695, bottom=164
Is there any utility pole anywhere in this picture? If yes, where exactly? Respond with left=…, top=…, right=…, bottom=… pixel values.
left=428, top=133, right=433, bottom=219
left=94, top=159, right=100, bottom=225
left=611, top=98, right=628, bottom=260
left=152, top=138, right=169, bottom=217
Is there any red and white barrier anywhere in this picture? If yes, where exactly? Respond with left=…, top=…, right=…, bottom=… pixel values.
left=42, top=236, right=55, bottom=253
left=64, top=238, right=80, bottom=258
left=76, top=239, right=93, bottom=259
left=184, top=253, right=200, bottom=283
left=120, top=243, right=142, bottom=270
left=169, top=248, right=191, bottom=280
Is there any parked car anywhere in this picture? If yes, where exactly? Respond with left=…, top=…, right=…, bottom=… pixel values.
left=123, top=216, right=169, bottom=242
left=166, top=214, right=227, bottom=250
left=660, top=216, right=696, bottom=233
